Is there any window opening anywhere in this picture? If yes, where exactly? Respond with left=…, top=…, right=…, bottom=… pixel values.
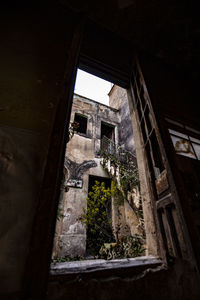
left=101, top=121, right=115, bottom=141
left=50, top=57, right=194, bottom=279
left=74, top=113, right=88, bottom=134
left=52, top=68, right=146, bottom=265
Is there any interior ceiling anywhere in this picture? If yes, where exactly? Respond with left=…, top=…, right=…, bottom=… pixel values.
left=62, top=0, right=200, bottom=71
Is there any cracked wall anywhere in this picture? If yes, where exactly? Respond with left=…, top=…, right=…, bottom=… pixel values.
left=53, top=94, right=121, bottom=258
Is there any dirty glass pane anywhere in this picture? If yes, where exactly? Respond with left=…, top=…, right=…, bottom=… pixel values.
left=192, top=143, right=200, bottom=160
left=170, top=135, right=196, bottom=159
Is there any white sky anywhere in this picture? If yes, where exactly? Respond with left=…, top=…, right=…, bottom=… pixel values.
left=74, top=69, right=113, bottom=106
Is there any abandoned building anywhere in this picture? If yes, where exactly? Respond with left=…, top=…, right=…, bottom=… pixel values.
left=53, top=87, right=143, bottom=259
left=1, top=0, right=200, bottom=299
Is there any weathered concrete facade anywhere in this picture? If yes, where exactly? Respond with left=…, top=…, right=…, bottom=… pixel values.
left=109, top=85, right=135, bottom=155
left=53, top=94, right=120, bottom=258
left=53, top=90, right=142, bottom=258
left=107, top=85, right=144, bottom=239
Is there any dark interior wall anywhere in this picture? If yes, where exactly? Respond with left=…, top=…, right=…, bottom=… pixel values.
left=139, top=55, right=200, bottom=127
left=0, top=3, right=76, bottom=296
left=48, top=259, right=200, bottom=300
left=79, top=20, right=134, bottom=88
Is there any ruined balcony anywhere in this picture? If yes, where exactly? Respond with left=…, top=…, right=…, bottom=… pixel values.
left=100, top=135, right=137, bottom=167
left=101, top=135, right=116, bottom=155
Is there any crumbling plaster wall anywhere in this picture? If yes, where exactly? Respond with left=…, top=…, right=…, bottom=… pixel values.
left=72, top=94, right=120, bottom=155
left=54, top=95, right=121, bottom=258
left=109, top=85, right=135, bottom=154
left=108, top=85, right=143, bottom=239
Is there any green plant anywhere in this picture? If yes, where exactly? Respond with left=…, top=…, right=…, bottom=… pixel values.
left=52, top=255, right=83, bottom=264
left=99, top=234, right=145, bottom=260
left=100, top=148, right=145, bottom=237
left=80, top=181, right=114, bottom=256
left=111, top=180, right=124, bottom=206
left=56, top=207, right=64, bottom=221
left=100, top=149, right=139, bottom=196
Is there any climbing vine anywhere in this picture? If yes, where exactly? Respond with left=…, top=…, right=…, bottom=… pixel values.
left=100, top=147, right=145, bottom=238
left=99, top=234, right=145, bottom=260
left=80, top=147, right=145, bottom=260
left=100, top=148, right=139, bottom=197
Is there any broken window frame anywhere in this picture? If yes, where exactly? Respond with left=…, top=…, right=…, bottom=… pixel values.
left=101, top=121, right=115, bottom=141
left=128, top=58, right=194, bottom=265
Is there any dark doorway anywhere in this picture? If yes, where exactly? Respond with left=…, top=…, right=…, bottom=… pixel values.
left=86, top=175, right=113, bottom=256
left=88, top=175, right=111, bottom=191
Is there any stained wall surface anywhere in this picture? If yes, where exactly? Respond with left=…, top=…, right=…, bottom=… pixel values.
left=109, top=85, right=135, bottom=154
left=0, top=4, right=76, bottom=296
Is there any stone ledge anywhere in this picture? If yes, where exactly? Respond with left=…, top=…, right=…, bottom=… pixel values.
left=50, top=256, right=162, bottom=276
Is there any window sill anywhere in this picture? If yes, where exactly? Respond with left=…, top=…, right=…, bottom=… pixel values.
left=50, top=256, right=162, bottom=276
left=75, top=132, right=91, bottom=139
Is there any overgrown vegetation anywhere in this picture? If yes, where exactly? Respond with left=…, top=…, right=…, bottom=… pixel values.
left=99, top=235, right=145, bottom=260
left=80, top=178, right=145, bottom=259
left=80, top=144, right=145, bottom=260
left=100, top=146, right=145, bottom=258
left=52, top=255, right=84, bottom=264
left=56, top=207, right=64, bottom=221
left=81, top=181, right=114, bottom=256
left=100, top=148, right=144, bottom=224
left=100, top=148, right=139, bottom=197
